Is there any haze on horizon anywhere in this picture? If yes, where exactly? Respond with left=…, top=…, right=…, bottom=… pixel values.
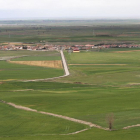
left=0, top=0, right=140, bottom=20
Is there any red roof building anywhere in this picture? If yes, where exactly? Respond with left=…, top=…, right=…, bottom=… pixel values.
left=73, top=48, right=80, bottom=52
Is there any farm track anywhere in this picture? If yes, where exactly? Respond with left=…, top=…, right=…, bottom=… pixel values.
left=0, top=100, right=108, bottom=131
left=2, top=99, right=140, bottom=133
left=1, top=98, right=140, bottom=138
left=0, top=128, right=89, bottom=138
left=0, top=55, right=28, bottom=61
left=123, top=124, right=140, bottom=129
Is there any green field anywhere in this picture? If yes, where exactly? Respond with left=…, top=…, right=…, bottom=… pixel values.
left=0, top=51, right=63, bottom=81
left=1, top=82, right=140, bottom=129
left=65, top=49, right=140, bottom=65
left=1, top=128, right=140, bottom=140
left=0, top=61, right=63, bottom=81
left=0, top=50, right=60, bottom=57
left=55, top=50, right=140, bottom=86
left=1, top=21, right=140, bottom=44
left=0, top=102, right=86, bottom=137
left=1, top=48, right=140, bottom=139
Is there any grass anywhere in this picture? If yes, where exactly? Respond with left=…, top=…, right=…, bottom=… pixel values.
left=65, top=50, right=140, bottom=65
left=0, top=50, right=63, bottom=81
left=1, top=128, right=140, bottom=140
left=1, top=48, right=140, bottom=139
left=1, top=82, right=140, bottom=129
left=0, top=61, right=63, bottom=81
left=0, top=50, right=60, bottom=57
left=62, top=65, right=140, bottom=86
left=56, top=50, right=140, bottom=86
left=0, top=102, right=86, bottom=137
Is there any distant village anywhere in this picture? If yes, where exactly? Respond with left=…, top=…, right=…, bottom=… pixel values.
left=0, top=43, right=140, bottom=52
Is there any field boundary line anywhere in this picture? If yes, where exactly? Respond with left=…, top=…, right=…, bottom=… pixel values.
left=0, top=100, right=108, bottom=131
left=69, top=64, right=127, bottom=66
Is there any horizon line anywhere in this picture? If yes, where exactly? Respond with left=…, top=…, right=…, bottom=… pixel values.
left=0, top=17, right=140, bottom=21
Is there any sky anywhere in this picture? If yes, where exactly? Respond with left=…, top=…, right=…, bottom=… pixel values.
left=0, top=0, right=140, bottom=20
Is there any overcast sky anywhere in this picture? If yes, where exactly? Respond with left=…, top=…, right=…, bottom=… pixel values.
left=0, top=0, right=140, bottom=19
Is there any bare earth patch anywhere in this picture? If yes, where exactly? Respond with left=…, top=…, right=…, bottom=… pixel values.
left=69, top=64, right=127, bottom=66
left=127, top=83, right=140, bottom=86
left=8, top=60, right=63, bottom=69
left=2, top=79, right=17, bottom=81
left=123, top=124, right=140, bottom=129
left=13, top=89, right=34, bottom=92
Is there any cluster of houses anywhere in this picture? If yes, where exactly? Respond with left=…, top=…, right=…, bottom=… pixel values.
left=0, top=43, right=140, bottom=52
left=0, top=44, right=60, bottom=51
left=67, top=44, right=140, bottom=52
left=100, top=44, right=140, bottom=48
left=0, top=44, right=94, bottom=51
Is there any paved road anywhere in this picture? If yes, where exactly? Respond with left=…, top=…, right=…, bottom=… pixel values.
left=0, top=55, right=28, bottom=61
left=60, top=50, right=70, bottom=76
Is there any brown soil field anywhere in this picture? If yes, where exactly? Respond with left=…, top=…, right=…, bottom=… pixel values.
left=23, top=44, right=35, bottom=46
left=3, top=42, right=23, bottom=45
left=113, top=50, right=140, bottom=53
left=69, top=64, right=127, bottom=66
left=8, top=60, right=63, bottom=69
left=2, top=79, right=17, bottom=81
